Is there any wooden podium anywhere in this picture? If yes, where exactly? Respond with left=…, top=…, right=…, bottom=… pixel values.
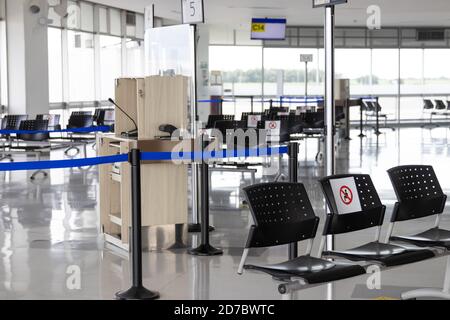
left=98, top=76, right=190, bottom=249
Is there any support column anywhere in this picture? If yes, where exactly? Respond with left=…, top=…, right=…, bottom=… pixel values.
left=6, top=0, right=49, bottom=116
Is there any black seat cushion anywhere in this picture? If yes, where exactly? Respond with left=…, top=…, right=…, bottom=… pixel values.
left=391, top=228, right=450, bottom=249
left=323, top=242, right=435, bottom=267
left=244, top=256, right=366, bottom=284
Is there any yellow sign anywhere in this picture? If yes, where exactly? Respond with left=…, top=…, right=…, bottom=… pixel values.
left=252, top=23, right=266, bottom=32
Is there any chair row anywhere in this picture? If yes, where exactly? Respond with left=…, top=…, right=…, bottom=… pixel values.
left=238, top=165, right=450, bottom=293
left=0, top=109, right=115, bottom=134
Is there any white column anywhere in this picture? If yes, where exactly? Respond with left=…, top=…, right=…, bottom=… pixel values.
left=6, top=0, right=49, bottom=116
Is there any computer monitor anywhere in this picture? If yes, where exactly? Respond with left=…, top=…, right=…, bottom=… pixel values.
left=251, top=18, right=287, bottom=40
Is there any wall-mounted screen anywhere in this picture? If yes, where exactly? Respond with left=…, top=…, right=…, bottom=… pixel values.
left=251, top=18, right=287, bottom=40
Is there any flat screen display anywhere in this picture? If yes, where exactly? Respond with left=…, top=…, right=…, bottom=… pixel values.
left=251, top=18, right=287, bottom=40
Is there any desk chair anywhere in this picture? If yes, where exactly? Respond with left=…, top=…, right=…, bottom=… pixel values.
left=15, top=120, right=50, bottom=180
left=65, top=113, right=94, bottom=156
left=36, top=114, right=62, bottom=130
left=238, top=182, right=366, bottom=291
left=318, top=174, right=435, bottom=267
left=387, top=165, right=450, bottom=300
left=0, top=115, right=28, bottom=161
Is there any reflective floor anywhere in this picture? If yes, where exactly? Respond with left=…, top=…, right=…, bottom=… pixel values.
left=0, top=127, right=450, bottom=300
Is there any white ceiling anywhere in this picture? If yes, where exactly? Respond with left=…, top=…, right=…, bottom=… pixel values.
left=89, top=0, right=450, bottom=28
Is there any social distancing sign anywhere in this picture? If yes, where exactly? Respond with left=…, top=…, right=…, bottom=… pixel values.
left=330, top=177, right=362, bottom=215
left=247, top=115, right=262, bottom=128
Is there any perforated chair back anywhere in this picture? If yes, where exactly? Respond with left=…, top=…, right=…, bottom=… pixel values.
left=206, top=115, right=234, bottom=129
left=17, top=120, right=49, bottom=142
left=36, top=114, right=61, bottom=129
left=243, top=183, right=320, bottom=248
left=423, top=99, right=435, bottom=110
left=319, top=174, right=386, bottom=235
left=447, top=101, right=450, bottom=111
left=388, top=166, right=447, bottom=222
left=304, top=111, right=324, bottom=129
left=435, top=100, right=447, bottom=110
left=2, top=115, right=28, bottom=130
left=67, top=113, right=94, bottom=129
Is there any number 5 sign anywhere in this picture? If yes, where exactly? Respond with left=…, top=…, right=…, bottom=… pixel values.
left=181, top=0, right=205, bottom=24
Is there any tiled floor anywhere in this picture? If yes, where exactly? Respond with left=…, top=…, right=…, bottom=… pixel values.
left=0, top=127, right=449, bottom=300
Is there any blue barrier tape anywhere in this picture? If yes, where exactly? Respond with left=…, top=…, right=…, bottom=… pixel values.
left=0, top=147, right=288, bottom=172
left=0, top=154, right=128, bottom=172
left=0, top=126, right=112, bottom=135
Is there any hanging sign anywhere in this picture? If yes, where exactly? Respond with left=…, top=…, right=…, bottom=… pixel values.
left=329, top=177, right=362, bottom=215
left=181, top=0, right=205, bottom=24
left=313, top=0, right=348, bottom=8
left=300, top=54, right=314, bottom=63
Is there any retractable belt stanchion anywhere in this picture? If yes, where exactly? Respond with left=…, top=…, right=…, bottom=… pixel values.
left=359, top=99, right=366, bottom=138
left=288, top=142, right=299, bottom=260
left=116, top=149, right=160, bottom=300
left=375, top=97, right=381, bottom=135
left=189, top=141, right=223, bottom=256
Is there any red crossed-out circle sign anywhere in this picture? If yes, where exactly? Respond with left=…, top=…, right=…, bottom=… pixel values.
left=339, top=186, right=353, bottom=205
left=269, top=121, right=278, bottom=130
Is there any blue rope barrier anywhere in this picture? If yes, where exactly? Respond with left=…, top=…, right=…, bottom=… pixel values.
left=0, top=154, right=128, bottom=172
left=0, top=126, right=112, bottom=135
left=0, top=147, right=289, bottom=172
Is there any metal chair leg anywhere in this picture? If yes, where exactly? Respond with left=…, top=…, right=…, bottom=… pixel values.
left=237, top=248, right=250, bottom=275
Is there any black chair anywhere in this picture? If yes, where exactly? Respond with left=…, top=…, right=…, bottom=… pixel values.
left=206, top=115, right=234, bottom=129
left=15, top=120, right=50, bottom=180
left=94, top=109, right=115, bottom=127
left=2, top=115, right=28, bottom=131
left=67, top=113, right=94, bottom=129
left=386, top=165, right=450, bottom=250
left=36, top=114, right=61, bottom=130
left=0, top=115, right=28, bottom=161
left=434, top=100, right=447, bottom=111
left=423, top=99, right=435, bottom=111
left=319, top=174, right=435, bottom=267
left=65, top=112, right=94, bottom=156
left=213, top=120, right=247, bottom=145
left=238, top=182, right=366, bottom=286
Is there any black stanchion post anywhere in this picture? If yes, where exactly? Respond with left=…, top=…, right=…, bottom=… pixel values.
left=189, top=140, right=223, bottom=256
left=116, top=149, right=160, bottom=300
left=359, top=99, right=366, bottom=138
left=375, top=97, right=381, bottom=135
left=288, top=142, right=299, bottom=260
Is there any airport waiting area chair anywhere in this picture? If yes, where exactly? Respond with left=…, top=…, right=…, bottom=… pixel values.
left=386, top=165, right=450, bottom=250
left=387, top=165, right=450, bottom=300
left=64, top=112, right=94, bottom=156
left=318, top=174, right=435, bottom=267
left=238, top=182, right=366, bottom=287
left=0, top=115, right=29, bottom=161
left=12, top=120, right=50, bottom=180
left=206, top=115, right=235, bottom=129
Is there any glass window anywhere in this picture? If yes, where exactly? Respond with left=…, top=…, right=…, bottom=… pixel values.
left=99, top=35, right=122, bottom=100
left=124, top=39, right=144, bottom=78
left=80, top=2, right=94, bottom=32
left=67, top=31, right=95, bottom=101
left=210, top=46, right=262, bottom=115
left=48, top=28, right=63, bottom=103
left=263, top=48, right=323, bottom=98
left=424, top=49, right=450, bottom=94
left=336, top=49, right=371, bottom=95
left=372, top=49, right=400, bottom=120
left=400, top=49, right=423, bottom=120
left=109, top=8, right=122, bottom=36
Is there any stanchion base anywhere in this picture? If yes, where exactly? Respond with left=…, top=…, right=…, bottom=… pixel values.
left=344, top=137, right=352, bottom=141
left=358, top=134, right=366, bottom=138
left=188, top=224, right=215, bottom=233
left=375, top=131, right=382, bottom=136
left=116, top=286, right=160, bottom=300
left=168, top=242, right=188, bottom=250
left=188, top=244, right=223, bottom=256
